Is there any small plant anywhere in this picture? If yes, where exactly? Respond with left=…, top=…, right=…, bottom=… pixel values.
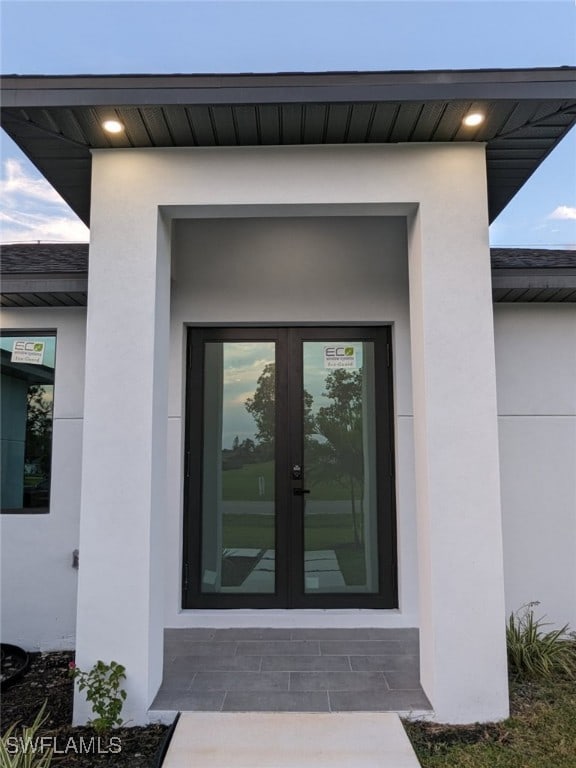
left=69, top=660, right=127, bottom=733
left=0, top=701, right=53, bottom=768
left=507, top=602, right=576, bottom=681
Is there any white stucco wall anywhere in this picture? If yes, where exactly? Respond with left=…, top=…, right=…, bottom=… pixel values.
left=3, top=143, right=574, bottom=726
left=495, top=303, right=576, bottom=629
left=4, top=143, right=507, bottom=723
left=166, top=215, right=419, bottom=628
left=82, top=142, right=509, bottom=723
left=3, top=299, right=575, bottom=649
left=0, top=308, right=86, bottom=650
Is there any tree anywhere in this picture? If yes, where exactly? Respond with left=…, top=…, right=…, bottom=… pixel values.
left=245, top=362, right=276, bottom=459
left=245, top=363, right=315, bottom=458
left=25, top=384, right=53, bottom=476
left=313, top=369, right=365, bottom=545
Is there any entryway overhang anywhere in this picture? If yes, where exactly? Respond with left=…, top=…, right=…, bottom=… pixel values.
left=1, top=67, right=575, bottom=224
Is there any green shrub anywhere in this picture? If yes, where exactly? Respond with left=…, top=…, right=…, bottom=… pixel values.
left=507, top=603, right=576, bottom=681
left=69, top=659, right=127, bottom=733
left=0, top=701, right=53, bottom=768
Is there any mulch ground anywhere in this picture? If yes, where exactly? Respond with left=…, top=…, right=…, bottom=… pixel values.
left=1, top=651, right=170, bottom=767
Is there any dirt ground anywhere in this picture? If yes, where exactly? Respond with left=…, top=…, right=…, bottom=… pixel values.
left=1, top=650, right=170, bottom=767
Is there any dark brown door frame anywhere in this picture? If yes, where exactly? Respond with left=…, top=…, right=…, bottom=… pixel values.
left=182, top=326, right=397, bottom=609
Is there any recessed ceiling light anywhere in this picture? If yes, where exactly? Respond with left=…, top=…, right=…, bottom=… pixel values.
left=102, top=119, right=124, bottom=134
left=463, top=113, right=485, bottom=127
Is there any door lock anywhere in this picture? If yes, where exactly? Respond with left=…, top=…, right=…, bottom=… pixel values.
left=292, top=464, right=302, bottom=480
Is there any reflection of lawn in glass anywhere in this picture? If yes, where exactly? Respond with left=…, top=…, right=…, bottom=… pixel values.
left=23, top=474, right=44, bottom=488
left=222, top=512, right=367, bottom=586
left=222, top=461, right=274, bottom=501
left=222, top=460, right=356, bottom=501
left=305, top=513, right=367, bottom=586
left=222, top=513, right=275, bottom=549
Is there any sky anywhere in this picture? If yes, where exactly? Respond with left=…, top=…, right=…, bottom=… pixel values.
left=0, top=0, right=575, bottom=247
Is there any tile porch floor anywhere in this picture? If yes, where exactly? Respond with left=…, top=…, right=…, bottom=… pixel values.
left=150, top=628, right=432, bottom=714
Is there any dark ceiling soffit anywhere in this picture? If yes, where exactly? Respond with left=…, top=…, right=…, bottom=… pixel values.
left=2, top=68, right=575, bottom=228
left=2, top=68, right=576, bottom=106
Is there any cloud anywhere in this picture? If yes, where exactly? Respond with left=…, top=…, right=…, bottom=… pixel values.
left=548, top=206, right=576, bottom=221
left=0, top=158, right=63, bottom=205
left=0, top=158, right=89, bottom=243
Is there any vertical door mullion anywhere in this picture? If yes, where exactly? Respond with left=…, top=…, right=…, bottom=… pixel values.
left=287, top=329, right=305, bottom=605
left=183, top=329, right=205, bottom=605
left=375, top=327, right=397, bottom=601
left=274, top=330, right=291, bottom=605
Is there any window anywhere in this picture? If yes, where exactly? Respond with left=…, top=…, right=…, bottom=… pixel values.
left=1, top=332, right=56, bottom=513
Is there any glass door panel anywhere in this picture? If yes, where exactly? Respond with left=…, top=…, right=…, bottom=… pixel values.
left=185, top=326, right=395, bottom=609
left=302, top=341, right=379, bottom=594
left=200, top=341, right=276, bottom=594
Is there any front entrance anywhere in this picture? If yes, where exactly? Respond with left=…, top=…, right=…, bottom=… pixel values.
left=183, top=327, right=396, bottom=609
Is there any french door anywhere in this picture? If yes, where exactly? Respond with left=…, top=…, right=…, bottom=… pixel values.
left=183, top=327, right=396, bottom=609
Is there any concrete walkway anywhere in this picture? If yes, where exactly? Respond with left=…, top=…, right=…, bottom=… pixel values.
left=161, top=712, right=422, bottom=767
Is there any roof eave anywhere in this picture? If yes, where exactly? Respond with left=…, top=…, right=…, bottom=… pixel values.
left=2, top=67, right=576, bottom=107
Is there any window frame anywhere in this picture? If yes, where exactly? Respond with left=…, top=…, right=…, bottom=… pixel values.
left=1, top=329, right=57, bottom=515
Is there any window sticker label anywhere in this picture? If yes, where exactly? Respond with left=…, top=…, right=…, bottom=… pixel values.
left=11, top=340, right=45, bottom=365
left=323, top=345, right=356, bottom=369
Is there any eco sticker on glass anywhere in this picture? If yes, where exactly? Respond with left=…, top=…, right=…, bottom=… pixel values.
left=11, top=340, right=45, bottom=365
left=323, top=345, right=356, bottom=369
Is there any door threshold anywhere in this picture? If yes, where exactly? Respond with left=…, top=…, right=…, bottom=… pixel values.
left=170, top=609, right=417, bottom=629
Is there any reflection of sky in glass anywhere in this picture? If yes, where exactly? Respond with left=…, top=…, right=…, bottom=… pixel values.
left=0, top=335, right=56, bottom=369
left=222, top=342, right=275, bottom=449
left=220, top=340, right=364, bottom=449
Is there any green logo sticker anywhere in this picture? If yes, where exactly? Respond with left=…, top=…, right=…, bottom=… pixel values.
left=345, top=347, right=354, bottom=357
left=34, top=343, right=43, bottom=352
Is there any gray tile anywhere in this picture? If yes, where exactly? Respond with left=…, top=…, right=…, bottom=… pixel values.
left=164, top=628, right=219, bottom=642
left=320, top=641, right=402, bottom=656
left=329, top=690, right=432, bottom=712
left=150, top=691, right=225, bottom=711
left=211, top=628, right=293, bottom=641
left=262, top=655, right=351, bottom=672
left=191, top=671, right=289, bottom=692
left=382, top=628, right=419, bottom=643
left=236, top=640, right=320, bottom=656
left=165, top=655, right=261, bottom=672
left=396, top=641, right=420, bottom=655
left=223, top=691, right=330, bottom=712
left=290, top=671, right=388, bottom=692
left=383, top=670, right=423, bottom=690
left=289, top=628, right=418, bottom=642
left=170, top=641, right=238, bottom=656
left=158, top=671, right=195, bottom=691
left=350, top=654, right=419, bottom=672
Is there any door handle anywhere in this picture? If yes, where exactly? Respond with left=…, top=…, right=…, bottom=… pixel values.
left=293, top=488, right=310, bottom=496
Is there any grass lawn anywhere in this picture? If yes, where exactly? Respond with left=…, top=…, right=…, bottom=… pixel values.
left=222, top=513, right=275, bottom=549
left=222, top=461, right=275, bottom=501
left=222, top=511, right=368, bottom=585
left=222, top=460, right=354, bottom=501
left=222, top=511, right=362, bottom=551
left=404, top=677, right=576, bottom=767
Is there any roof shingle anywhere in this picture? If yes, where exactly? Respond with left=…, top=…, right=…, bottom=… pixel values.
left=0, top=243, right=89, bottom=274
